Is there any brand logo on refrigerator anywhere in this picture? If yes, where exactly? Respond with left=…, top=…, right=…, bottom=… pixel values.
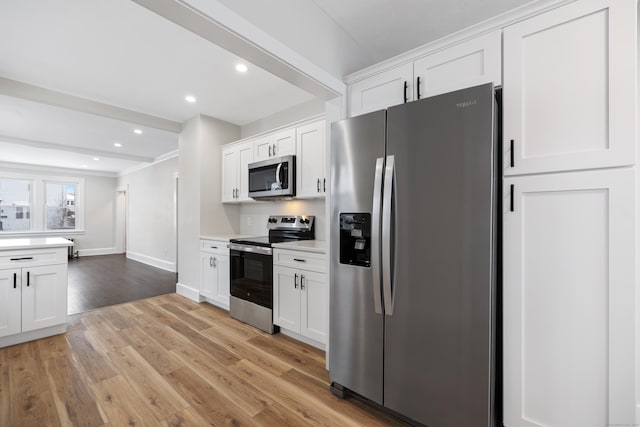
left=456, top=99, right=477, bottom=108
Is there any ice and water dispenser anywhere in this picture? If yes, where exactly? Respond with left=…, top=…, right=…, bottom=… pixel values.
left=339, top=213, right=371, bottom=267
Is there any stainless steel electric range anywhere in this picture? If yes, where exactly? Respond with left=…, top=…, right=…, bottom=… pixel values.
left=228, top=215, right=314, bottom=333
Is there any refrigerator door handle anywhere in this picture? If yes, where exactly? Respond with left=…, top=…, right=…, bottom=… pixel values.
left=382, top=155, right=395, bottom=316
left=371, top=157, right=384, bottom=315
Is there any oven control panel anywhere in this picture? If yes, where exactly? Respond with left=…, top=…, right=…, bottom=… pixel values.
left=267, top=215, right=314, bottom=231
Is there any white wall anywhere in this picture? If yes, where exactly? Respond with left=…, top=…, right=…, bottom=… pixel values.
left=0, top=164, right=117, bottom=254
left=240, top=98, right=326, bottom=138
left=178, top=115, right=240, bottom=298
left=117, top=157, right=178, bottom=272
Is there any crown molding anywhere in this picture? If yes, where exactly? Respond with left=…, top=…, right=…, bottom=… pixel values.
left=118, top=149, right=179, bottom=177
left=0, top=161, right=118, bottom=178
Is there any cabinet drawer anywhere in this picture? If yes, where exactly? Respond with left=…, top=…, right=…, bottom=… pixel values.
left=273, top=249, right=326, bottom=273
left=200, top=240, right=229, bottom=255
left=0, top=248, right=67, bottom=269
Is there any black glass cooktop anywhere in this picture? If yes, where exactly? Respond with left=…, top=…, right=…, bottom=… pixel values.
left=230, top=236, right=294, bottom=248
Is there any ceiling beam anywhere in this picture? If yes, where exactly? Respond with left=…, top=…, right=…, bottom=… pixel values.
left=0, top=134, right=155, bottom=163
left=132, top=0, right=345, bottom=100
left=0, top=77, right=182, bottom=133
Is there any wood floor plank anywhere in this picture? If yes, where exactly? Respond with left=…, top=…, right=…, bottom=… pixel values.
left=200, top=325, right=291, bottom=376
left=106, top=346, right=189, bottom=421
left=163, top=367, right=256, bottom=426
left=3, top=294, right=408, bottom=427
left=36, top=334, right=70, bottom=361
left=161, top=406, right=215, bottom=427
left=8, top=342, right=62, bottom=427
left=160, top=303, right=211, bottom=331
left=91, top=375, right=161, bottom=427
left=119, top=327, right=183, bottom=376
left=168, top=322, right=240, bottom=366
left=247, top=335, right=330, bottom=382
left=170, top=340, right=273, bottom=417
left=230, top=359, right=358, bottom=427
left=65, top=330, right=118, bottom=384
left=0, top=348, right=11, bottom=427
left=44, top=355, right=105, bottom=427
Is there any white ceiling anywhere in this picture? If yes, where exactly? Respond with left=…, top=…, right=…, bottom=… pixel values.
left=0, top=0, right=535, bottom=174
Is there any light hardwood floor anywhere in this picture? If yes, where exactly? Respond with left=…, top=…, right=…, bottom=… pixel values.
left=0, top=293, right=408, bottom=426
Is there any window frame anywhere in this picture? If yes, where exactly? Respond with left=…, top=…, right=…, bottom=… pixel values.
left=0, top=177, right=33, bottom=233
left=0, top=171, right=85, bottom=236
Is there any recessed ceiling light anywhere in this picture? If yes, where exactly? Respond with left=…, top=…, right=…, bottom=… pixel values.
left=134, top=129, right=143, bottom=134
left=82, top=165, right=88, bottom=168
left=93, top=157, right=100, bottom=161
left=114, top=142, right=122, bottom=147
left=235, top=63, right=248, bottom=73
left=185, top=95, right=196, bottom=103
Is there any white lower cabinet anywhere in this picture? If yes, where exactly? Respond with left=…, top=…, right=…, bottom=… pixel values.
left=199, top=239, right=230, bottom=309
left=273, top=248, right=327, bottom=345
left=0, top=245, right=69, bottom=347
left=503, top=168, right=635, bottom=427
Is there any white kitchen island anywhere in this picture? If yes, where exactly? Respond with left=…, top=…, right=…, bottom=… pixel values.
left=0, top=237, right=73, bottom=348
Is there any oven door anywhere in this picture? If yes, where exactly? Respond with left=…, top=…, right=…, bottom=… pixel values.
left=229, top=244, right=273, bottom=309
left=248, top=155, right=295, bottom=199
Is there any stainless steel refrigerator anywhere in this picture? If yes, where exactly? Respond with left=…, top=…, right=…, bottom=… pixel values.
left=329, top=83, right=498, bottom=427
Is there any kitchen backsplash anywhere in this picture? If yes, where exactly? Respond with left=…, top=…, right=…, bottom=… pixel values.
left=239, top=199, right=326, bottom=239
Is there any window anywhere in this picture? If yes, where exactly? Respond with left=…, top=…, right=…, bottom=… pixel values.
left=46, top=182, right=77, bottom=230
left=0, top=179, right=31, bottom=232
left=0, top=173, right=83, bottom=234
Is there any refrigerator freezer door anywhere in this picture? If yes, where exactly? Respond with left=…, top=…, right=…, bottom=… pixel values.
left=384, top=84, right=497, bottom=426
left=329, top=110, right=386, bottom=404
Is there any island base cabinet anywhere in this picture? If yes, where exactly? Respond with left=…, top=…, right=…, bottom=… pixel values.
left=503, top=168, right=635, bottom=426
left=22, top=264, right=68, bottom=333
left=0, top=269, right=21, bottom=338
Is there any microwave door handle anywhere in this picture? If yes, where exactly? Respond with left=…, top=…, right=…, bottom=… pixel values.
left=275, top=162, right=283, bottom=189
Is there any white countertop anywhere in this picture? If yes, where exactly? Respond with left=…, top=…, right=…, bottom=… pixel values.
left=272, top=240, right=326, bottom=254
left=0, top=237, right=74, bottom=251
left=201, top=234, right=257, bottom=242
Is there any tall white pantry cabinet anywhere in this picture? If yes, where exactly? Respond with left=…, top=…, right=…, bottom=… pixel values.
left=344, top=0, right=638, bottom=425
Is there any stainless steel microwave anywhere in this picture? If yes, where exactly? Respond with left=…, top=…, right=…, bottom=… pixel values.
left=248, top=155, right=295, bottom=199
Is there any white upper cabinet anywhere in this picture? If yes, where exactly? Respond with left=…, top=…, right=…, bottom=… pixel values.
left=503, top=0, right=636, bottom=175
left=296, top=120, right=327, bottom=199
left=254, top=128, right=296, bottom=161
left=413, top=30, right=501, bottom=100
left=221, top=141, right=253, bottom=203
left=348, top=63, right=414, bottom=117
left=347, top=30, right=502, bottom=117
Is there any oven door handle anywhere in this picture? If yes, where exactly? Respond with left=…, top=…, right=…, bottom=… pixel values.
left=228, top=243, right=273, bottom=256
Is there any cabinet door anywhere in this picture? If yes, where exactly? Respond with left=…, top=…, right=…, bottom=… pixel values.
left=221, top=146, right=237, bottom=203
left=0, top=269, right=21, bottom=338
left=22, top=264, right=67, bottom=332
left=503, top=169, right=635, bottom=427
left=254, top=136, right=272, bottom=161
left=272, top=128, right=296, bottom=157
left=273, top=266, right=300, bottom=333
left=236, top=142, right=254, bottom=202
left=413, top=30, right=501, bottom=99
left=348, top=63, right=413, bottom=117
left=296, top=120, right=326, bottom=199
left=199, top=252, right=215, bottom=299
left=214, top=254, right=230, bottom=308
left=503, top=0, right=636, bottom=175
left=299, top=271, right=327, bottom=344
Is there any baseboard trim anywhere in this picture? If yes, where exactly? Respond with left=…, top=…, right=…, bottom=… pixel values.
left=78, top=247, right=120, bottom=257
left=126, top=251, right=176, bottom=272
left=0, top=323, right=67, bottom=348
left=279, top=328, right=326, bottom=351
left=176, top=282, right=203, bottom=302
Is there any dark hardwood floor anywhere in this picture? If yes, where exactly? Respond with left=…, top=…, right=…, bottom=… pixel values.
left=68, top=254, right=177, bottom=315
